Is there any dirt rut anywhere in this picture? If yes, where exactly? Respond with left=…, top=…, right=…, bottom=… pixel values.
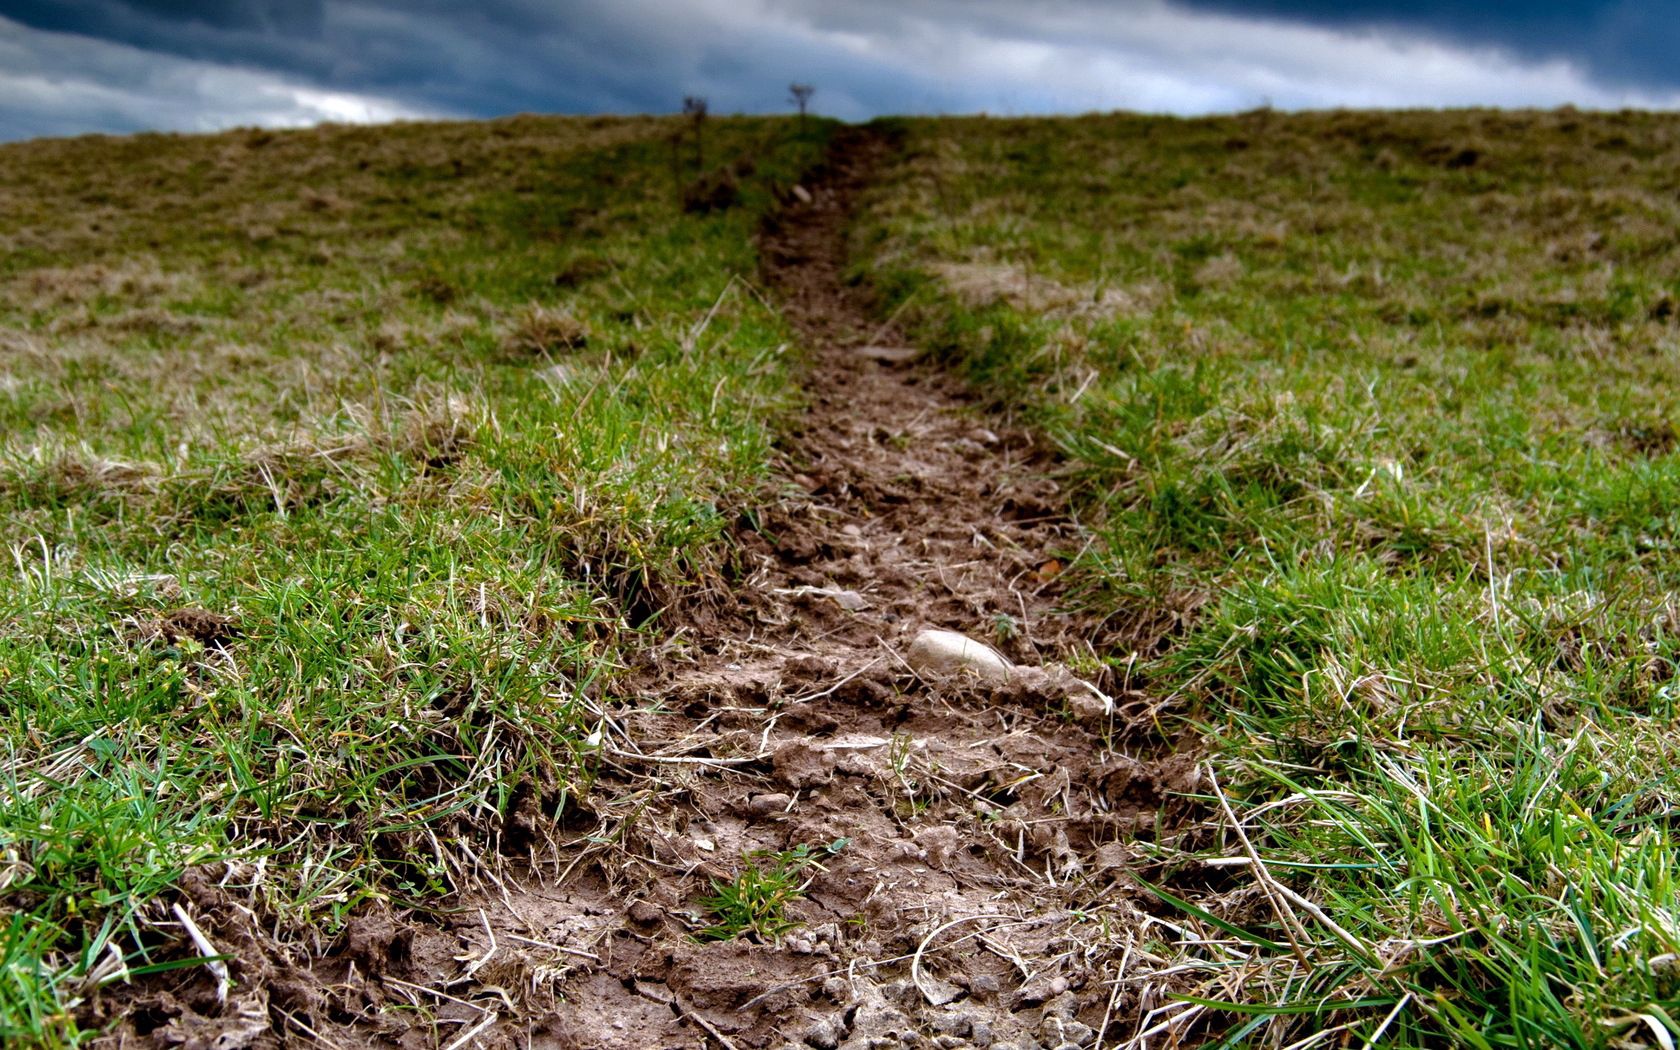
left=490, top=126, right=1201, bottom=1049
left=95, top=127, right=1198, bottom=1050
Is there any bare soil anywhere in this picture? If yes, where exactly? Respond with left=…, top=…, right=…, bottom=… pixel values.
left=88, top=126, right=1199, bottom=1050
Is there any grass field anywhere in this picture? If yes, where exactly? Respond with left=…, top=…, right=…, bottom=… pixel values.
left=858, top=108, right=1680, bottom=1046
left=7, top=105, right=1680, bottom=1048
left=0, top=114, right=827, bottom=1043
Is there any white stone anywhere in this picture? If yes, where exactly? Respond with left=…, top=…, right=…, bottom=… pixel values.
left=905, top=629, right=1014, bottom=683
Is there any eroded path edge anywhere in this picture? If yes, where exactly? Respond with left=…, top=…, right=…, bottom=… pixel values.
left=479, top=124, right=1204, bottom=1050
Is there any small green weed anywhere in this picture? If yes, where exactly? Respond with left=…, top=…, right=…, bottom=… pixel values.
left=696, top=840, right=845, bottom=942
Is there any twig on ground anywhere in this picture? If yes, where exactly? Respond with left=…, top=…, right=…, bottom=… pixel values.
left=636, top=982, right=742, bottom=1050
left=1273, top=882, right=1372, bottom=960
left=1096, top=936, right=1130, bottom=1049
left=505, top=932, right=601, bottom=961
left=1205, top=764, right=1314, bottom=966
left=276, top=1006, right=351, bottom=1050
left=1359, top=991, right=1412, bottom=1049
left=605, top=744, right=761, bottom=768
left=911, top=914, right=1014, bottom=1005
left=459, top=908, right=497, bottom=980
left=170, top=903, right=230, bottom=1004
left=442, top=1010, right=499, bottom=1050
left=790, top=655, right=884, bottom=703
left=384, top=976, right=492, bottom=1014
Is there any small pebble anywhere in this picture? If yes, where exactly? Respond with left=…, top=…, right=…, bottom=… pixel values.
left=1043, top=991, right=1077, bottom=1019
left=804, top=1017, right=840, bottom=1050
left=748, top=792, right=792, bottom=816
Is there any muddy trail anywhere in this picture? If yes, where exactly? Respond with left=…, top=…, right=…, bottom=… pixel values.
left=94, top=127, right=1203, bottom=1050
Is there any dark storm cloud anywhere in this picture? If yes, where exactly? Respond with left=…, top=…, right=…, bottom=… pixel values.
left=0, top=0, right=965, bottom=130
left=2, top=0, right=332, bottom=71
left=1184, top=0, right=1679, bottom=92
left=3, top=1, right=1679, bottom=142
left=5, top=0, right=325, bottom=34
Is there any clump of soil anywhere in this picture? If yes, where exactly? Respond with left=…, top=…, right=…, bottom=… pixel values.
left=131, top=606, right=240, bottom=648
left=683, top=166, right=742, bottom=214
left=505, top=304, right=590, bottom=356
left=90, top=125, right=1201, bottom=1049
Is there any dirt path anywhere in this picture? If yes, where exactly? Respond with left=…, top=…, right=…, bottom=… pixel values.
left=463, top=126, right=1200, bottom=1050
left=100, top=127, right=1197, bottom=1050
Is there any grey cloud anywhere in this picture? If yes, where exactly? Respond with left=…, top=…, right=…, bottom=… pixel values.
left=0, top=15, right=419, bottom=141
left=1180, top=1, right=1680, bottom=94
left=2, top=1, right=1678, bottom=143
left=2, top=0, right=335, bottom=73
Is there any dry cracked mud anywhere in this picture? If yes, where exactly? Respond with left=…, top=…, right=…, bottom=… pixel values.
left=89, top=126, right=1203, bottom=1050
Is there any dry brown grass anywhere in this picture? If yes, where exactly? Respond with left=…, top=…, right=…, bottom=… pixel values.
left=503, top=304, right=590, bottom=357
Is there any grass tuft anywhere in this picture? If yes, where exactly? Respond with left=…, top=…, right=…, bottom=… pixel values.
left=695, top=842, right=840, bottom=942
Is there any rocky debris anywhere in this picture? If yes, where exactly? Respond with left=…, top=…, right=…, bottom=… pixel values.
left=628, top=900, right=664, bottom=928
left=804, top=1013, right=842, bottom=1048
left=773, top=740, right=839, bottom=789
left=905, top=629, right=1015, bottom=683
left=999, top=664, right=1116, bottom=720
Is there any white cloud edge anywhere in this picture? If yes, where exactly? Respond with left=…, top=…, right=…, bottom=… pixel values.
left=744, top=0, right=1680, bottom=115
left=0, top=15, right=435, bottom=140
left=4, top=0, right=1680, bottom=143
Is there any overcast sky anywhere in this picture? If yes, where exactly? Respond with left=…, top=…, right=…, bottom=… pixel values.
left=2, top=1, right=1677, bottom=141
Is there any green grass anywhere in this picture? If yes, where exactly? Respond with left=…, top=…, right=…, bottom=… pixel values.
left=13, top=103, right=1680, bottom=1048
left=695, top=841, right=840, bottom=942
left=0, top=114, right=831, bottom=1044
left=858, top=108, right=1680, bottom=1047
